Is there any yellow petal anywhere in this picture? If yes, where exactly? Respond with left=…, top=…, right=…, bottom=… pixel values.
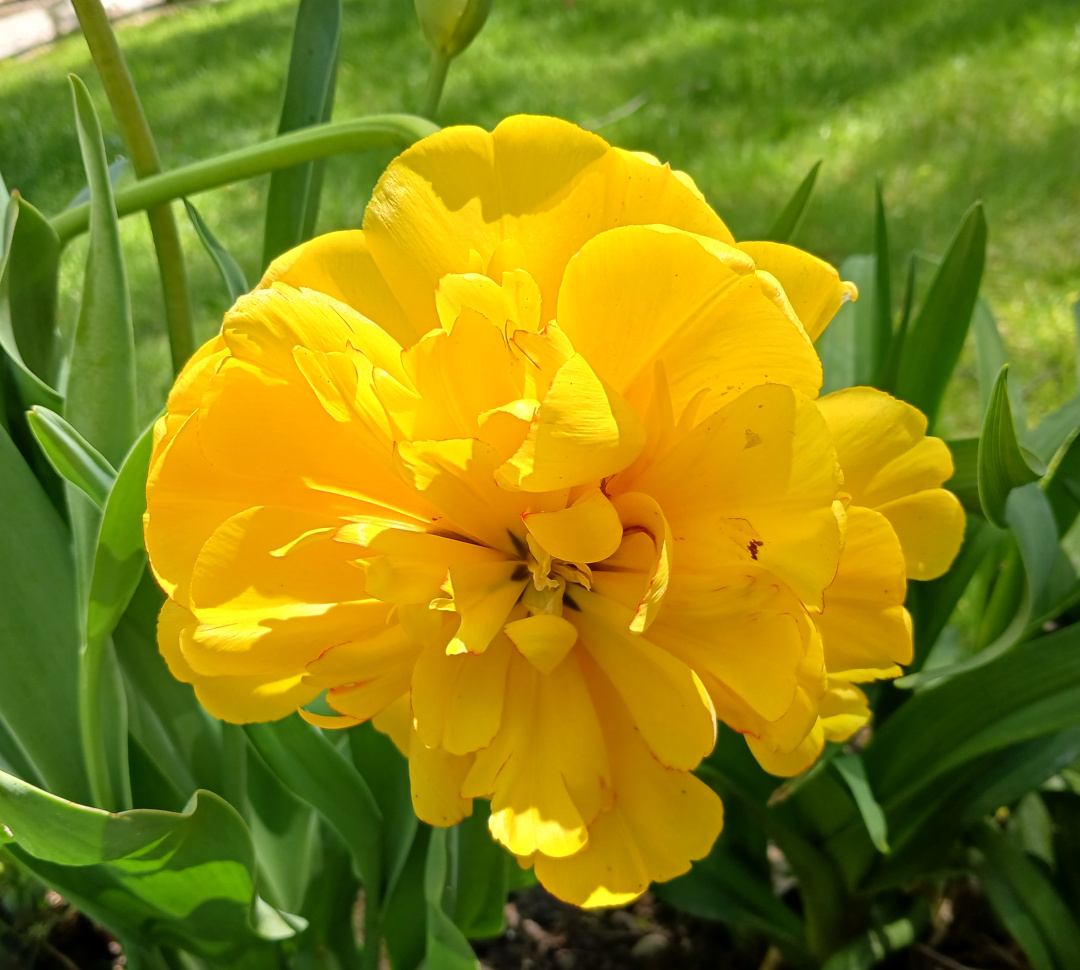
left=183, top=506, right=387, bottom=678
left=394, top=438, right=535, bottom=555
left=746, top=721, right=825, bottom=778
left=409, top=733, right=474, bottom=827
left=258, top=230, right=421, bottom=347
left=814, top=506, right=912, bottom=672
left=736, top=240, right=856, bottom=341
left=876, top=489, right=966, bottom=581
left=464, top=651, right=610, bottom=858
left=303, top=623, right=423, bottom=689
left=534, top=669, right=722, bottom=906
left=437, top=560, right=529, bottom=656
left=411, top=631, right=513, bottom=754
left=497, top=354, right=647, bottom=492
left=556, top=225, right=820, bottom=418
left=364, top=116, right=731, bottom=335
left=523, top=487, right=623, bottom=564
left=372, top=694, right=412, bottom=756
left=573, top=590, right=716, bottom=771
left=630, top=383, right=842, bottom=608
left=649, top=566, right=812, bottom=724
left=819, top=680, right=872, bottom=743
left=504, top=614, right=578, bottom=674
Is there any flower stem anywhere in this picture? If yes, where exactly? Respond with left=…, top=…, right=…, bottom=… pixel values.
left=70, top=0, right=194, bottom=372
left=51, top=115, right=440, bottom=242
left=421, top=51, right=452, bottom=120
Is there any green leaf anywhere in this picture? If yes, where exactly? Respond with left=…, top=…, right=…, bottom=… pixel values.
left=26, top=405, right=116, bottom=507
left=942, top=437, right=980, bottom=515
left=1045, top=430, right=1080, bottom=536
left=869, top=620, right=1080, bottom=808
left=815, top=254, right=876, bottom=393
left=66, top=156, right=132, bottom=210
left=893, top=202, right=987, bottom=429
left=261, top=0, right=342, bottom=267
left=424, top=828, right=480, bottom=970
left=0, top=421, right=89, bottom=803
left=876, top=251, right=916, bottom=394
left=978, top=365, right=1044, bottom=527
left=1029, top=393, right=1080, bottom=466
left=65, top=74, right=136, bottom=469
left=973, top=822, right=1080, bottom=970
left=86, top=419, right=155, bottom=651
left=184, top=199, right=249, bottom=304
left=0, top=194, right=63, bottom=412
left=973, top=300, right=1027, bottom=431
left=0, top=769, right=303, bottom=964
left=764, top=159, right=820, bottom=243
left=244, top=716, right=383, bottom=891
left=6, top=194, right=62, bottom=386
left=452, top=802, right=510, bottom=939
left=383, top=826, right=429, bottom=970
left=832, top=753, right=889, bottom=854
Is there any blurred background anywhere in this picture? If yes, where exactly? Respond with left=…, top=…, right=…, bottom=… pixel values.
left=0, top=0, right=1077, bottom=440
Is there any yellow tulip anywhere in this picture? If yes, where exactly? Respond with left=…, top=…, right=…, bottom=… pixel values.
left=145, top=115, right=963, bottom=907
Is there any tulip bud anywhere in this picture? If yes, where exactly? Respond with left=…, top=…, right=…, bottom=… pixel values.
left=414, top=0, right=492, bottom=60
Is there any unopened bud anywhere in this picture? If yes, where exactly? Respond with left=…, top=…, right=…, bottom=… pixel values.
left=414, top=0, right=492, bottom=59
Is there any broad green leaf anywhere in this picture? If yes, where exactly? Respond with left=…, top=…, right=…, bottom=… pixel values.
left=26, top=405, right=115, bottom=507
left=65, top=74, right=136, bottom=469
left=452, top=802, right=510, bottom=939
left=7, top=194, right=62, bottom=385
left=424, top=827, right=480, bottom=970
left=832, top=753, right=889, bottom=854
left=1045, top=430, right=1080, bottom=535
left=869, top=620, right=1080, bottom=806
left=764, top=159, right=820, bottom=244
left=348, top=722, right=417, bottom=897
left=0, top=769, right=304, bottom=964
left=383, top=826, right=430, bottom=970
left=0, top=421, right=89, bottom=802
left=900, top=483, right=1058, bottom=688
left=815, top=254, right=875, bottom=393
left=943, top=437, right=980, bottom=515
left=184, top=199, right=249, bottom=304
left=1029, top=393, right=1080, bottom=465
left=876, top=251, right=916, bottom=394
left=1010, top=791, right=1054, bottom=868
left=86, top=419, right=155, bottom=650
left=244, top=716, right=383, bottom=891
left=973, top=300, right=1027, bottom=431
left=261, top=0, right=342, bottom=267
left=292, top=837, right=362, bottom=970
left=870, top=180, right=893, bottom=382
left=893, top=202, right=986, bottom=429
left=245, top=739, right=320, bottom=914
left=112, top=571, right=226, bottom=805
left=0, top=194, right=63, bottom=412
left=978, top=366, right=1044, bottom=527
left=973, top=822, right=1080, bottom=970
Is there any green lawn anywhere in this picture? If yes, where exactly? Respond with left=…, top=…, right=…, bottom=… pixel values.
left=1, top=0, right=1077, bottom=435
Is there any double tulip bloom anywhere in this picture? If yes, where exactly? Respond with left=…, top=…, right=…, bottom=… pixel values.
left=145, top=116, right=964, bottom=906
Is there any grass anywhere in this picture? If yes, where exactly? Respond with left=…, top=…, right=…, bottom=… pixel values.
left=0, top=0, right=1078, bottom=434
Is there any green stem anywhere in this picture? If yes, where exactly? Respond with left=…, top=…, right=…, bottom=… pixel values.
left=422, top=51, right=452, bottom=120
left=51, top=115, right=440, bottom=242
left=70, top=0, right=194, bottom=372
left=361, top=880, right=383, bottom=970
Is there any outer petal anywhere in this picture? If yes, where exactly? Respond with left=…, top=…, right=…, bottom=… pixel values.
left=409, top=731, right=475, bottom=826
left=411, top=632, right=513, bottom=754
left=876, top=489, right=966, bottom=581
left=462, top=650, right=610, bottom=859
left=557, top=226, right=821, bottom=418
left=813, top=506, right=912, bottom=673
left=259, top=230, right=420, bottom=347
left=630, top=383, right=842, bottom=608
left=534, top=665, right=722, bottom=906
left=572, top=590, right=716, bottom=771
left=736, top=241, right=856, bottom=341
left=364, top=115, right=732, bottom=334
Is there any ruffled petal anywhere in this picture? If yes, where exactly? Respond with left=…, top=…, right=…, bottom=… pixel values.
left=736, top=241, right=856, bottom=341
left=876, top=488, right=966, bottom=581
left=364, top=115, right=732, bottom=334
left=557, top=225, right=821, bottom=417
